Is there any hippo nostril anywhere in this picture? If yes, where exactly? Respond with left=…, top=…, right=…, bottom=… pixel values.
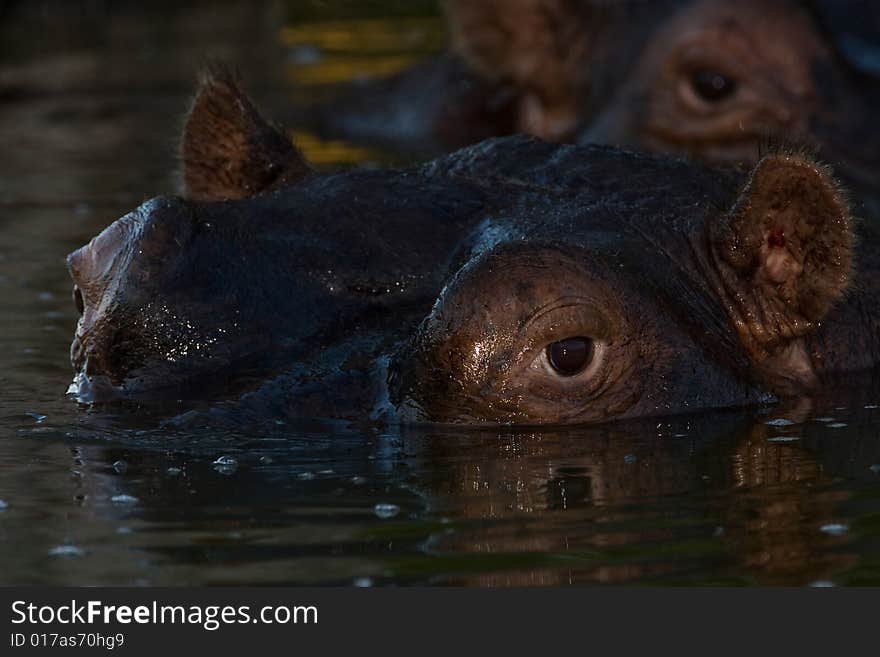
left=73, top=285, right=84, bottom=315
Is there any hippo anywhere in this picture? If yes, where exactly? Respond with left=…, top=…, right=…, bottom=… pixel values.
left=311, top=0, right=880, bottom=207
left=66, top=71, right=875, bottom=426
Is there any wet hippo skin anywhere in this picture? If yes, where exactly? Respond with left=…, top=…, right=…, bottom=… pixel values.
left=66, top=72, right=876, bottom=427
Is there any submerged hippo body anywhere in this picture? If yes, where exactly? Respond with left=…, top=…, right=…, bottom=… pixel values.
left=67, top=73, right=876, bottom=426
left=313, top=0, right=880, bottom=209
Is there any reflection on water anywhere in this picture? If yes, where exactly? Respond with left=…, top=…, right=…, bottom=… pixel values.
left=280, top=18, right=443, bottom=85
left=1, top=1, right=880, bottom=586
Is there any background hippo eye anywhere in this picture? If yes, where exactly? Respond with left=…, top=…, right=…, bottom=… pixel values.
left=546, top=337, right=594, bottom=377
left=689, top=69, right=737, bottom=103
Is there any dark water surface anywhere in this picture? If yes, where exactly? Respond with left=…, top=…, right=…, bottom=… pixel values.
left=2, top=1, right=880, bottom=586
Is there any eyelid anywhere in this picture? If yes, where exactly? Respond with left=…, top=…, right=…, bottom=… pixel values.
left=674, top=40, right=745, bottom=79
left=520, top=296, right=612, bottom=342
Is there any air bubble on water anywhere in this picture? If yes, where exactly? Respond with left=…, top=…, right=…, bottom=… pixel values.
left=25, top=411, right=47, bottom=423
left=0, top=499, right=7, bottom=511
left=166, top=467, right=182, bottom=477
left=112, top=460, right=128, bottom=474
left=352, top=577, right=374, bottom=588
left=351, top=476, right=367, bottom=485
left=111, top=494, right=139, bottom=505
left=765, top=418, right=795, bottom=426
left=49, top=545, right=85, bottom=558
left=212, top=456, right=238, bottom=475
left=827, top=423, right=848, bottom=429
left=813, top=417, right=836, bottom=423
left=819, top=523, right=849, bottom=536
left=373, top=503, right=400, bottom=519
left=297, top=472, right=315, bottom=480
left=767, top=436, right=800, bottom=442
left=623, top=454, right=637, bottom=464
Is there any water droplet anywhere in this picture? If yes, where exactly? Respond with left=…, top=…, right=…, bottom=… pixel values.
left=809, top=580, right=836, bottom=588
left=351, top=476, right=367, bottom=485
left=352, top=577, right=374, bottom=588
left=212, top=456, right=238, bottom=475
left=623, top=454, right=637, bottom=464
left=819, top=523, right=849, bottom=536
left=813, top=417, right=836, bottom=423
left=765, top=418, right=795, bottom=426
left=117, top=527, right=133, bottom=535
left=297, top=472, right=315, bottom=481
left=869, top=464, right=880, bottom=474
left=865, top=405, right=879, bottom=409
left=49, top=545, right=85, bottom=558
left=318, top=469, right=335, bottom=475
left=373, top=503, right=400, bottom=519
left=111, top=494, right=139, bottom=505
left=112, top=460, right=128, bottom=474
left=827, top=423, right=848, bottom=429
left=767, top=436, right=800, bottom=442
left=713, top=526, right=725, bottom=537
left=0, top=499, right=7, bottom=511
left=25, top=411, right=47, bottom=424
left=259, top=456, right=274, bottom=465
left=166, top=467, right=182, bottom=477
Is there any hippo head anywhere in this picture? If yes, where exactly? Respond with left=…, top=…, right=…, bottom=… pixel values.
left=67, top=73, right=858, bottom=426
left=389, top=152, right=854, bottom=424
left=447, top=0, right=880, bottom=191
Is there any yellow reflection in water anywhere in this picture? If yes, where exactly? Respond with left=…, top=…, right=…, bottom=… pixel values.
left=289, top=129, right=382, bottom=166
left=280, top=17, right=444, bottom=86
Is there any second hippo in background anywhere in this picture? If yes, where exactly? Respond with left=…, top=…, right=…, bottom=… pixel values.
left=310, top=0, right=880, bottom=213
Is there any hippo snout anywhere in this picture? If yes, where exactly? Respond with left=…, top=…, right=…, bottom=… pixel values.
left=66, top=196, right=196, bottom=400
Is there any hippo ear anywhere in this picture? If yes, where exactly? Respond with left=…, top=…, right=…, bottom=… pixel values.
left=180, top=66, right=313, bottom=201
left=445, top=0, right=598, bottom=139
left=711, top=153, right=853, bottom=361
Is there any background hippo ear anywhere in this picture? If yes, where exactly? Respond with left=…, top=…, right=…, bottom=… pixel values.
left=445, top=0, right=598, bottom=140
left=711, top=152, right=853, bottom=358
left=180, top=65, right=313, bottom=201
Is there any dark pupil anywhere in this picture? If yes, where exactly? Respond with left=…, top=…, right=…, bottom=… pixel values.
left=546, top=337, right=594, bottom=377
left=690, top=70, right=736, bottom=102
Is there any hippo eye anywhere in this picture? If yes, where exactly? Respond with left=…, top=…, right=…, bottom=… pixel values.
left=689, top=69, right=737, bottom=103
left=545, top=337, right=594, bottom=377
left=73, top=285, right=84, bottom=316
